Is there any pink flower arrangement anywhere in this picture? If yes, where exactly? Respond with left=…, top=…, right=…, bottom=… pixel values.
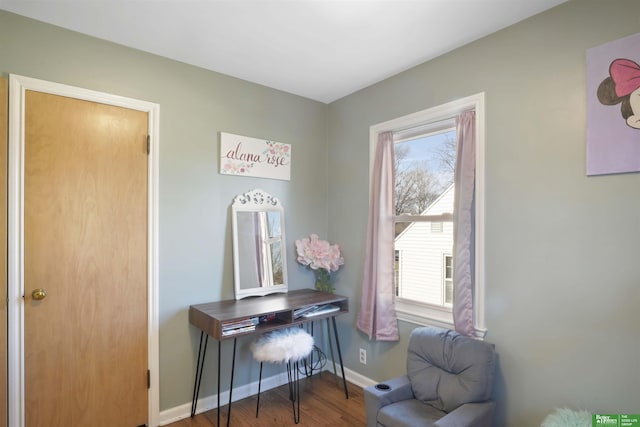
left=295, top=234, right=344, bottom=272
left=295, top=234, right=344, bottom=293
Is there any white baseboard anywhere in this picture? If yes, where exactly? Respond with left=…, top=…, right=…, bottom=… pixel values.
left=159, top=364, right=375, bottom=426
left=159, top=369, right=290, bottom=425
left=335, top=365, right=377, bottom=389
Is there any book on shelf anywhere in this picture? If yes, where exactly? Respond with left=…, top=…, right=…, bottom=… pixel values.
left=300, top=304, right=340, bottom=318
left=222, top=317, right=259, bottom=331
left=294, top=305, right=319, bottom=319
left=221, top=325, right=256, bottom=336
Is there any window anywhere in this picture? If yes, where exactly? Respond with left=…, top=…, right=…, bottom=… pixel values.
left=394, top=249, right=401, bottom=296
left=443, top=255, right=453, bottom=306
left=393, top=127, right=455, bottom=308
left=369, top=93, right=486, bottom=336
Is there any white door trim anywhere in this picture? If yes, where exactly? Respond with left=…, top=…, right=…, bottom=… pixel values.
left=7, top=74, right=160, bottom=427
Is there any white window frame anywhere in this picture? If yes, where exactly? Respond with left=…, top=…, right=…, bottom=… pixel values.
left=394, top=249, right=402, bottom=297
left=369, top=93, right=486, bottom=338
left=443, top=254, right=453, bottom=306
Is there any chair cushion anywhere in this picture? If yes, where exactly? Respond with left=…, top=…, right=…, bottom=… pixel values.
left=251, top=327, right=314, bottom=363
left=377, top=399, right=446, bottom=427
left=406, top=327, right=495, bottom=413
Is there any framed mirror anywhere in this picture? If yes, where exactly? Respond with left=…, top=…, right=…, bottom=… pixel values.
left=232, top=189, right=288, bottom=299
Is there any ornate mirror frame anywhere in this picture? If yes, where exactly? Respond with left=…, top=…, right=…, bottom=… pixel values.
left=231, top=189, right=288, bottom=299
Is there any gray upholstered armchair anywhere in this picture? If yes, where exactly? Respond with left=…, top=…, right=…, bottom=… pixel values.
left=364, top=326, right=496, bottom=427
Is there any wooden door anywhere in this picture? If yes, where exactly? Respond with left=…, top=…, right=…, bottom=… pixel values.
left=23, top=90, right=148, bottom=427
left=0, top=76, right=7, bottom=427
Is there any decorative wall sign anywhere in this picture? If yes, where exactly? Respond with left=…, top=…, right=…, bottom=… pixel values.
left=586, top=32, right=640, bottom=176
left=220, top=132, right=291, bottom=181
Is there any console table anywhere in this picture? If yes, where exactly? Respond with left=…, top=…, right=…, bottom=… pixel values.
left=189, top=289, right=349, bottom=426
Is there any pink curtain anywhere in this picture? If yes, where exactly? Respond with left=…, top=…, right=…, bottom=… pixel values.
left=452, top=111, right=476, bottom=337
left=356, top=131, right=399, bottom=341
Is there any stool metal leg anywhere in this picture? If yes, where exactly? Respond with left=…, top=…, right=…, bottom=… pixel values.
left=286, top=360, right=294, bottom=400
left=287, top=360, right=301, bottom=424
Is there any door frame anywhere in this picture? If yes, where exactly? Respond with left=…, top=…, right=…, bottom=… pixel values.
left=7, top=74, right=160, bottom=427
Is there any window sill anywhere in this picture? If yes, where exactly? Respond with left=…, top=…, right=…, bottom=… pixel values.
left=395, top=298, right=487, bottom=339
left=395, top=298, right=454, bottom=329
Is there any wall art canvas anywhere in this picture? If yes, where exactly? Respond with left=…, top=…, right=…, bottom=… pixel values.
left=220, top=132, right=291, bottom=181
left=586, top=32, right=640, bottom=175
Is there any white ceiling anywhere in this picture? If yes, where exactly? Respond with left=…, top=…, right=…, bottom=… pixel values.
left=0, top=0, right=567, bottom=103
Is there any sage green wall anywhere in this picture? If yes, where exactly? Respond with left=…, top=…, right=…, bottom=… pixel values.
left=328, top=1, right=640, bottom=426
left=3, top=1, right=640, bottom=425
left=0, top=10, right=329, bottom=411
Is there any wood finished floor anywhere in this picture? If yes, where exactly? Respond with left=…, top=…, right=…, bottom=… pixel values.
left=164, top=372, right=366, bottom=427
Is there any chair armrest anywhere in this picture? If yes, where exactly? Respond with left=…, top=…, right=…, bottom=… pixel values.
left=364, top=375, right=415, bottom=427
left=434, top=401, right=495, bottom=427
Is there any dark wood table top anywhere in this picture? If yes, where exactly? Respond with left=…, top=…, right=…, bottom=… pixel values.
left=189, top=288, right=348, bottom=340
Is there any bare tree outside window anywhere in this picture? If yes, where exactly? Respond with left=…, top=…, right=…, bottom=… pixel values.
left=434, top=132, right=457, bottom=178
left=379, top=93, right=485, bottom=330
left=394, top=131, right=456, bottom=234
left=394, top=129, right=457, bottom=305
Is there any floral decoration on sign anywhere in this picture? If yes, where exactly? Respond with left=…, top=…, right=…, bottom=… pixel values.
left=222, top=161, right=251, bottom=175
left=263, top=141, right=291, bottom=159
left=295, top=234, right=344, bottom=293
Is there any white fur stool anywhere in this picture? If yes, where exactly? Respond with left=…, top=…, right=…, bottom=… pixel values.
left=251, top=327, right=314, bottom=424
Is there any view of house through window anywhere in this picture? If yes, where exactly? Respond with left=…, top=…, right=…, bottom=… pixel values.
left=371, top=92, right=485, bottom=333
left=394, top=127, right=456, bottom=308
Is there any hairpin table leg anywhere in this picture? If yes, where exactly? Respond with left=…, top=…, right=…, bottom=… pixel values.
left=331, top=316, right=349, bottom=399
left=191, top=332, right=209, bottom=417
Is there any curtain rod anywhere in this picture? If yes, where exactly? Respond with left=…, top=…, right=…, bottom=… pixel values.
left=393, top=117, right=455, bottom=142
left=392, top=107, right=474, bottom=141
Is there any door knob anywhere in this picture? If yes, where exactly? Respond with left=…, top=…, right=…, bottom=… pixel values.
left=31, top=288, right=47, bottom=300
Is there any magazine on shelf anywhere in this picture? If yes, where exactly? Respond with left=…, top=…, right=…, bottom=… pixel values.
left=294, top=305, right=319, bottom=319
left=221, top=325, right=256, bottom=336
left=300, top=304, right=340, bottom=318
left=222, top=317, right=259, bottom=331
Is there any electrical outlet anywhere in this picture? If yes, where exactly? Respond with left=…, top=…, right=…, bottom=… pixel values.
left=359, top=348, right=367, bottom=364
